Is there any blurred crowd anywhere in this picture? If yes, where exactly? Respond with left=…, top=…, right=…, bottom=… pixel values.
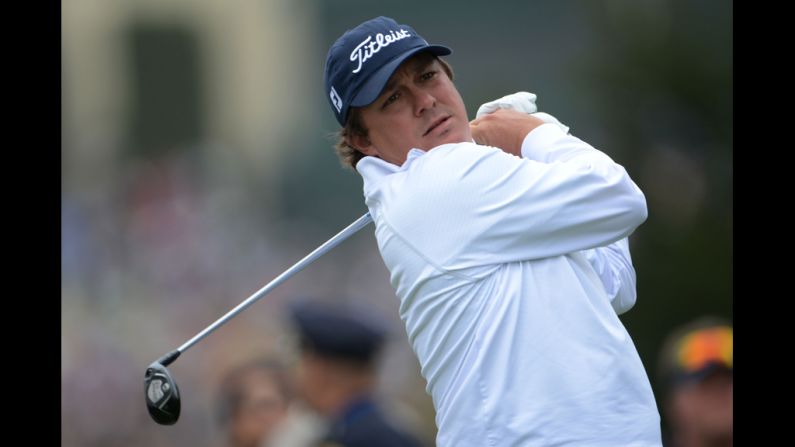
left=61, top=151, right=436, bottom=447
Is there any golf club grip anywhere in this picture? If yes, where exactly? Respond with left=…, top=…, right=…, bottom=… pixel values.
left=176, top=212, right=374, bottom=354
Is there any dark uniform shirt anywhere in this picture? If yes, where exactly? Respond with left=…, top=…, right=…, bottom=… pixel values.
left=319, top=398, right=424, bottom=447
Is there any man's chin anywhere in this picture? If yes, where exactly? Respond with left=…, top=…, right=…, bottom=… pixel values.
left=426, top=131, right=471, bottom=149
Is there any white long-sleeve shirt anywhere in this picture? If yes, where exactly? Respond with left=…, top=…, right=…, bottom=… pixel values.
left=357, top=123, right=662, bottom=447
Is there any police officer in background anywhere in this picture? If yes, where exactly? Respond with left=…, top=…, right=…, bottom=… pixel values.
left=285, top=300, right=425, bottom=447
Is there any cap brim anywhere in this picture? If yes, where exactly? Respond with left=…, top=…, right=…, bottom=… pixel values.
left=350, top=45, right=452, bottom=108
left=671, top=363, right=732, bottom=386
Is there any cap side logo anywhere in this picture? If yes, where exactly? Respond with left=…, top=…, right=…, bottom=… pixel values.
left=330, top=86, right=343, bottom=113
left=350, top=29, right=411, bottom=74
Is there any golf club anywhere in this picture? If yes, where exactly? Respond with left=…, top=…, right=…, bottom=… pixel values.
left=144, top=212, right=374, bottom=425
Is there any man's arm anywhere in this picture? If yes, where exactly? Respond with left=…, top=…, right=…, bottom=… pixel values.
left=470, top=109, right=543, bottom=157
left=473, top=98, right=642, bottom=312
left=383, top=119, right=647, bottom=270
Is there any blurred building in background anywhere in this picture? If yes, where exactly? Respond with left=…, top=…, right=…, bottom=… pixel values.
left=62, top=1, right=731, bottom=446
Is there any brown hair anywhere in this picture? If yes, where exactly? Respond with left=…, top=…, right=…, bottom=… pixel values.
left=334, top=56, right=455, bottom=171
left=215, top=358, right=292, bottom=425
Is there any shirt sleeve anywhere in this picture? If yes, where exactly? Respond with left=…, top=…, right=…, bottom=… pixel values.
left=389, top=123, right=648, bottom=271
left=582, top=238, right=638, bottom=315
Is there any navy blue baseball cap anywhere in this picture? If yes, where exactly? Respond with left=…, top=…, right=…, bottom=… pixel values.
left=289, top=301, right=388, bottom=363
left=324, top=16, right=452, bottom=126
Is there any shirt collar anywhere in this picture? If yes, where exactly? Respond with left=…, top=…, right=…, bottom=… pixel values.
left=356, top=140, right=474, bottom=195
left=357, top=148, right=427, bottom=193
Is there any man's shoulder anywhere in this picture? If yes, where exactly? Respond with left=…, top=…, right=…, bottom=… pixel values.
left=407, top=141, right=501, bottom=172
left=331, top=410, right=422, bottom=447
left=325, top=403, right=423, bottom=447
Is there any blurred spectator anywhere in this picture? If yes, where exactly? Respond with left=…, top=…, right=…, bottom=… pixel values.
left=263, top=399, right=328, bottom=447
left=215, top=358, right=293, bottom=447
left=657, top=317, right=733, bottom=447
left=279, top=300, right=425, bottom=447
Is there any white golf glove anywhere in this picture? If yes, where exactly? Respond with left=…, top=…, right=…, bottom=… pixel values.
left=476, top=91, right=570, bottom=134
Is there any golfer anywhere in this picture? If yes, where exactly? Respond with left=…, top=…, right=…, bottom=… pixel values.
left=323, top=16, right=662, bottom=447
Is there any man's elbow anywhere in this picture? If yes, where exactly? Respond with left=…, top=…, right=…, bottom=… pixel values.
left=614, top=178, right=647, bottom=230
left=597, top=168, right=648, bottom=233
left=627, top=188, right=648, bottom=228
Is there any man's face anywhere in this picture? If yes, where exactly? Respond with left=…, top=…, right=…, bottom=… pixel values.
left=351, top=53, right=471, bottom=166
left=667, top=370, right=733, bottom=442
left=229, top=371, right=288, bottom=447
left=295, top=352, right=331, bottom=414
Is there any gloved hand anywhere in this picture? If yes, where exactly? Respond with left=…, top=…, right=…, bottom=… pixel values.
left=476, top=91, right=538, bottom=117
left=475, top=91, right=570, bottom=134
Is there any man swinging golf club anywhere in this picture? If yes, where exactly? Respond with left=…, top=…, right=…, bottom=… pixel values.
left=324, top=16, right=661, bottom=447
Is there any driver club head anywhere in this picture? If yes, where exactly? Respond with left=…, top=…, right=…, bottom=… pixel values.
left=144, top=360, right=181, bottom=425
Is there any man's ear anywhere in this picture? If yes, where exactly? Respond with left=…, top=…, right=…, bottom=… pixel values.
left=349, top=134, right=379, bottom=157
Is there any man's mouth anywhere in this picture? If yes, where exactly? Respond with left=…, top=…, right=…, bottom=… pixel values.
left=424, top=116, right=451, bottom=136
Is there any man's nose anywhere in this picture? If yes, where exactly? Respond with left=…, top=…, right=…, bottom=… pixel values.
left=413, top=88, right=437, bottom=116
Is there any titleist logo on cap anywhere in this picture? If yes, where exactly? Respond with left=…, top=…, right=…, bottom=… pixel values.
left=350, top=29, right=412, bottom=74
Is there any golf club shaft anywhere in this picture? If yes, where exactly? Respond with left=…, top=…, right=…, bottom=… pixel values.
left=175, top=212, right=373, bottom=355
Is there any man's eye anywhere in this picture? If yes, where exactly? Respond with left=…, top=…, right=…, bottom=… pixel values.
left=383, top=92, right=400, bottom=108
left=421, top=71, right=437, bottom=81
